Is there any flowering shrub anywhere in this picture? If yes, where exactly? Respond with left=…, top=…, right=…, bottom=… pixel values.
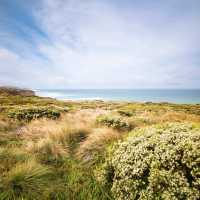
left=100, top=123, right=200, bottom=200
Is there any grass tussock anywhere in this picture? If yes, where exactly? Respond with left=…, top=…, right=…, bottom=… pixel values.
left=0, top=160, right=51, bottom=200
left=0, top=147, right=30, bottom=173
left=18, top=118, right=63, bottom=140
left=20, top=116, right=92, bottom=154
left=25, top=138, right=69, bottom=165
left=0, top=132, right=20, bottom=147
left=19, top=113, right=92, bottom=141
left=77, top=128, right=121, bottom=166
left=0, top=117, right=21, bottom=133
left=0, top=119, right=13, bottom=132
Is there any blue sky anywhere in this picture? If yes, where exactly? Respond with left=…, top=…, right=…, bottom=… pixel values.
left=0, top=0, right=200, bottom=89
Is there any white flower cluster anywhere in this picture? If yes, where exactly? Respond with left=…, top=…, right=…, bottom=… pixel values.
left=101, top=123, right=200, bottom=200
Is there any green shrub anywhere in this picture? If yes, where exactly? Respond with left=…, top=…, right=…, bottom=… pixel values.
left=100, top=123, right=200, bottom=200
left=0, top=160, right=51, bottom=200
left=118, top=109, right=134, bottom=117
left=8, top=107, right=61, bottom=121
left=97, top=115, right=133, bottom=131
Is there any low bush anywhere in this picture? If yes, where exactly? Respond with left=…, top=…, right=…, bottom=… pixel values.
left=8, top=107, right=61, bottom=121
left=97, top=115, right=133, bottom=131
left=100, top=123, right=200, bottom=200
left=118, top=109, right=134, bottom=117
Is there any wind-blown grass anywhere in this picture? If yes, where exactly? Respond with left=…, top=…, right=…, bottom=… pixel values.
left=0, top=147, right=30, bottom=173
left=0, top=160, right=51, bottom=200
left=25, top=138, right=69, bottom=165
left=77, top=128, right=121, bottom=166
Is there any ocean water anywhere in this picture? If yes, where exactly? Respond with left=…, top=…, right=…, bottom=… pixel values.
left=35, top=89, right=200, bottom=104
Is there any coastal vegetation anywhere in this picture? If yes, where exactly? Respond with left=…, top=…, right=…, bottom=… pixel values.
left=99, top=123, right=200, bottom=200
left=0, top=87, right=200, bottom=199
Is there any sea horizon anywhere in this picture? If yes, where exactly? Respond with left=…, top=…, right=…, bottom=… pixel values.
left=35, top=88, right=200, bottom=104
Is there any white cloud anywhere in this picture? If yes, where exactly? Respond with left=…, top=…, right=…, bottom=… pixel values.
left=0, top=0, right=200, bottom=88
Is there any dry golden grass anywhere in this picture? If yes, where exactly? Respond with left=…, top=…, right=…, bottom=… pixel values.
left=76, top=128, right=121, bottom=166
left=25, top=138, right=68, bottom=160
left=0, top=119, right=9, bottom=130
left=157, top=111, right=200, bottom=122
left=19, top=111, right=93, bottom=140
left=126, top=110, right=200, bottom=128
left=0, top=117, right=20, bottom=132
left=0, top=147, right=31, bottom=173
left=18, top=118, right=60, bottom=140
left=20, top=112, right=95, bottom=161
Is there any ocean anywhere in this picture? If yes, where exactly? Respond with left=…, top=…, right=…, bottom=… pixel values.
left=35, top=89, right=200, bottom=104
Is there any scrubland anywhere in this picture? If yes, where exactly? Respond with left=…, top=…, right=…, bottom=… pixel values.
left=0, top=92, right=200, bottom=199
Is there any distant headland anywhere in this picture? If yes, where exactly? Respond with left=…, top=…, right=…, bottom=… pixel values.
left=0, top=86, right=35, bottom=96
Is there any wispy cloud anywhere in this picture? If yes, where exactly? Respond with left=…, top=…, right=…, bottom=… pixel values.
left=0, top=0, right=200, bottom=88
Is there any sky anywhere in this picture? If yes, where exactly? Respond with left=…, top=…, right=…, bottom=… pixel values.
left=0, top=0, right=200, bottom=89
